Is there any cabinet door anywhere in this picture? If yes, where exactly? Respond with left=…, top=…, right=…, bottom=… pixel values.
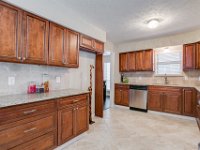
left=183, top=88, right=196, bottom=116
left=121, top=89, right=129, bottom=106
left=183, top=43, right=196, bottom=70
left=143, top=49, right=153, bottom=71
left=196, top=42, right=200, bottom=69
left=58, top=107, right=75, bottom=145
left=22, top=12, right=49, bottom=64
left=135, top=51, right=143, bottom=71
left=49, top=23, right=65, bottom=66
left=119, top=53, right=128, bottom=72
left=65, top=30, right=79, bottom=67
left=80, top=34, right=94, bottom=50
left=163, top=92, right=182, bottom=114
left=115, top=88, right=122, bottom=105
left=0, top=2, right=22, bottom=62
left=148, top=92, right=163, bottom=111
left=128, top=52, right=136, bottom=71
left=76, top=104, right=89, bottom=135
left=94, top=40, right=104, bottom=53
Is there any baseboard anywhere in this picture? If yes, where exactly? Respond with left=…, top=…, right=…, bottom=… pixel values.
left=148, top=110, right=196, bottom=121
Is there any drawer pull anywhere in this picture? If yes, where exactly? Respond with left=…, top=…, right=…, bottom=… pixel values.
left=23, top=109, right=37, bottom=114
left=73, top=99, right=79, bottom=103
left=24, top=127, right=37, bottom=133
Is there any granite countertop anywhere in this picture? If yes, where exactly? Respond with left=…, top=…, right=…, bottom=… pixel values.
left=0, top=89, right=89, bottom=108
left=116, top=82, right=200, bottom=92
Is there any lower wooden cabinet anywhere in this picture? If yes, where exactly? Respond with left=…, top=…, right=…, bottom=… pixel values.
left=115, top=84, right=129, bottom=106
left=148, top=91, right=163, bottom=111
left=58, top=94, right=89, bottom=145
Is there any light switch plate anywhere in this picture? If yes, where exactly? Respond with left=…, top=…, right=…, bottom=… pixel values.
left=8, top=76, right=15, bottom=86
left=56, top=76, right=61, bottom=83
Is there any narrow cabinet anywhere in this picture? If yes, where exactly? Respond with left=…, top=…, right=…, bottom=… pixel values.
left=0, top=2, right=22, bottom=62
left=128, top=52, right=136, bottom=71
left=183, top=43, right=196, bottom=70
left=115, top=84, right=129, bottom=106
left=22, top=12, right=49, bottom=65
left=65, top=30, right=79, bottom=67
left=196, top=42, right=200, bottom=69
left=135, top=51, right=143, bottom=71
left=49, top=23, right=65, bottom=66
left=119, top=53, right=128, bottom=72
left=148, top=91, right=163, bottom=111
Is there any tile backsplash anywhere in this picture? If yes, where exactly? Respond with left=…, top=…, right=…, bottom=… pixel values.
left=0, top=51, right=96, bottom=96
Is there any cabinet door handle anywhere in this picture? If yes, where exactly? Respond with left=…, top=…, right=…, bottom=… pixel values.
left=18, top=57, right=21, bottom=60
left=77, top=107, right=79, bottom=110
left=23, top=109, right=37, bottom=115
left=24, top=127, right=36, bottom=133
left=73, top=108, right=76, bottom=111
left=73, top=99, right=79, bottom=103
left=23, top=57, right=26, bottom=60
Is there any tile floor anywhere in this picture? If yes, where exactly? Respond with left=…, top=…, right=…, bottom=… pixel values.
left=59, top=107, right=200, bottom=150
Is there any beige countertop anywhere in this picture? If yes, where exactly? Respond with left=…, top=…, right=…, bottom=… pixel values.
left=116, top=82, right=200, bottom=92
left=0, top=89, right=89, bottom=108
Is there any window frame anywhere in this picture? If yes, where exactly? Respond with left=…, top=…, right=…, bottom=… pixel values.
left=154, top=47, right=183, bottom=77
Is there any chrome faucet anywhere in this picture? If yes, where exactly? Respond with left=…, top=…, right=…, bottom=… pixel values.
left=164, top=74, right=169, bottom=84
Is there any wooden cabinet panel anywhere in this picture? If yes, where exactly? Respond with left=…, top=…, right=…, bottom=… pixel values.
left=76, top=104, right=89, bottom=135
left=183, top=43, right=196, bottom=70
left=196, top=42, right=200, bottom=69
left=119, top=53, right=128, bottom=72
left=22, top=12, right=49, bottom=64
left=148, top=92, right=163, bottom=111
left=115, top=88, right=122, bottom=105
left=10, top=131, right=57, bottom=150
left=183, top=88, right=196, bottom=116
left=121, top=90, right=129, bottom=106
left=58, top=107, right=75, bottom=145
left=65, top=30, right=79, bottom=67
left=80, top=34, right=94, bottom=50
left=143, top=50, right=153, bottom=71
left=94, top=40, right=104, bottom=53
left=135, top=51, right=143, bottom=71
left=49, top=22, right=65, bottom=66
left=0, top=2, right=22, bottom=62
left=163, top=92, right=182, bottom=114
left=128, top=52, right=136, bottom=71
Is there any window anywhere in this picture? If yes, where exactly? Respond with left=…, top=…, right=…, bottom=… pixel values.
left=155, top=46, right=183, bottom=75
left=104, top=63, right=110, bottom=90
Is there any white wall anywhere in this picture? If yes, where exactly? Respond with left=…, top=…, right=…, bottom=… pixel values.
left=0, top=51, right=96, bottom=115
left=3, top=0, right=106, bottom=42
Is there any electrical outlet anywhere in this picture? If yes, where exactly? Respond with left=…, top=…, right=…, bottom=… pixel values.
left=56, top=76, right=61, bottom=83
left=8, top=76, right=15, bottom=86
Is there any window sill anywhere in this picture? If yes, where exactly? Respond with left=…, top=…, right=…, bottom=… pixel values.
left=154, top=74, right=184, bottom=77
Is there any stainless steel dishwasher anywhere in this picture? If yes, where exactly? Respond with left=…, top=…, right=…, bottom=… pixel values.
left=129, top=85, right=148, bottom=112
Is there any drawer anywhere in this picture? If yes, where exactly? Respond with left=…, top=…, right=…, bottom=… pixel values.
left=58, top=94, right=88, bottom=109
left=115, top=84, right=129, bottom=89
left=10, top=132, right=57, bottom=150
left=148, top=86, right=182, bottom=93
left=0, top=113, right=56, bottom=149
left=0, top=100, right=56, bottom=125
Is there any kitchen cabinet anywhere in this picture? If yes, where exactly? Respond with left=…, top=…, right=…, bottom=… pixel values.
left=128, top=52, right=136, bottom=71
left=119, top=49, right=153, bottom=72
left=80, top=34, right=104, bottom=53
left=148, top=86, right=182, bottom=115
left=65, top=30, right=79, bottom=67
left=183, top=43, right=196, bottom=70
left=0, top=2, right=22, bottom=63
left=119, top=53, right=128, bottom=72
left=49, top=22, right=65, bottom=66
left=148, top=91, right=163, bottom=111
left=22, top=11, right=49, bottom=65
left=196, top=42, right=200, bottom=69
left=183, top=88, right=196, bottom=117
left=58, top=94, right=89, bottom=145
left=115, top=84, right=129, bottom=106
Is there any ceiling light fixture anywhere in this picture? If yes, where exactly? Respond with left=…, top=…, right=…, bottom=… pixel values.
left=147, top=19, right=160, bottom=29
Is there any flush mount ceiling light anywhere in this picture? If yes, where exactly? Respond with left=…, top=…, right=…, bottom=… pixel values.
left=147, top=19, right=160, bottom=29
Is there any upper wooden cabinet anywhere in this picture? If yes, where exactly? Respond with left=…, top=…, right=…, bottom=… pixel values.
left=196, top=42, right=200, bottom=69
left=80, top=34, right=104, bottom=53
left=65, top=30, right=79, bottom=68
left=22, top=12, right=49, bottom=65
left=49, top=23, right=65, bottom=66
left=0, top=2, right=22, bottom=62
left=119, top=49, right=153, bottom=72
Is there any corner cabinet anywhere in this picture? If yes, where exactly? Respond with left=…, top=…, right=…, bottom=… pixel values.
left=22, top=12, right=49, bottom=65
left=115, top=84, right=129, bottom=106
left=0, top=2, right=22, bottom=63
left=80, top=34, right=104, bottom=54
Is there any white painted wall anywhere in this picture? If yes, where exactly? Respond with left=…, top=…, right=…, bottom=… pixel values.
left=3, top=0, right=106, bottom=42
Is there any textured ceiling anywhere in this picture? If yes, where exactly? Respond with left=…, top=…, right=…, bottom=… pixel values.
left=58, top=0, right=200, bottom=43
